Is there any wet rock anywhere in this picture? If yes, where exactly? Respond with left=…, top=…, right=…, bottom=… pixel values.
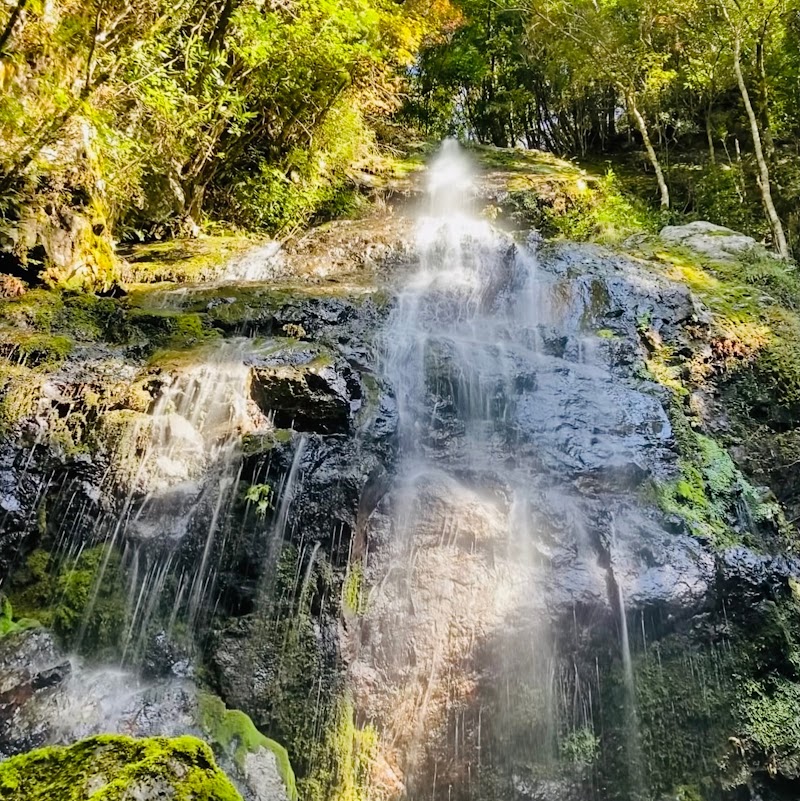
left=248, top=345, right=361, bottom=434
left=142, top=631, right=194, bottom=679
left=512, top=774, right=585, bottom=801
left=715, top=546, right=800, bottom=606
left=3, top=195, right=120, bottom=291
left=0, top=629, right=71, bottom=757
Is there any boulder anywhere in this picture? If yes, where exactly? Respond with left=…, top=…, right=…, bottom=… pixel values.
left=0, top=734, right=243, bottom=801
left=659, top=220, right=775, bottom=262
left=247, top=344, right=361, bottom=434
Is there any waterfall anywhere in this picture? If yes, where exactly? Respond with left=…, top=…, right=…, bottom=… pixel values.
left=350, top=140, right=660, bottom=800
left=353, top=141, right=565, bottom=799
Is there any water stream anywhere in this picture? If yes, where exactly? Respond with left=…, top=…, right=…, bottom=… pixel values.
left=351, top=141, right=662, bottom=799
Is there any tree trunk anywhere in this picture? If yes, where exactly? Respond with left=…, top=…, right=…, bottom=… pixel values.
left=705, top=106, right=716, bottom=166
left=625, top=91, right=669, bottom=209
left=756, top=37, right=776, bottom=162
left=732, top=31, right=789, bottom=258
left=0, top=0, right=27, bottom=57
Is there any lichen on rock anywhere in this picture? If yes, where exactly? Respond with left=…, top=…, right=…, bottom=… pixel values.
left=0, top=734, right=243, bottom=800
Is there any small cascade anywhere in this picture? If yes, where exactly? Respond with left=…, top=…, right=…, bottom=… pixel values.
left=32, top=337, right=318, bottom=671
left=68, top=341, right=254, bottom=660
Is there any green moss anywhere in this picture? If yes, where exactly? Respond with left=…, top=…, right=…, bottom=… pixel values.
left=241, top=430, right=294, bottom=456
left=0, top=290, right=120, bottom=344
left=655, top=428, right=787, bottom=548
left=642, top=329, right=791, bottom=548
left=223, top=545, right=376, bottom=801
left=126, top=308, right=221, bottom=354
left=738, top=678, right=800, bottom=774
left=633, top=240, right=800, bottom=426
left=342, top=564, right=366, bottom=616
left=299, top=697, right=378, bottom=801
left=0, top=363, right=42, bottom=431
left=8, top=545, right=127, bottom=655
left=0, top=734, right=242, bottom=800
left=198, top=693, right=298, bottom=801
left=121, top=235, right=255, bottom=284
left=2, top=332, right=73, bottom=365
left=0, top=596, right=38, bottom=638
left=0, top=289, right=65, bottom=331
left=595, top=634, right=738, bottom=798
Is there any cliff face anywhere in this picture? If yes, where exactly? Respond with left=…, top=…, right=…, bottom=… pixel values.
left=0, top=146, right=800, bottom=801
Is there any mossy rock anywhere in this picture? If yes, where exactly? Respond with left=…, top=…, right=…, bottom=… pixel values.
left=198, top=693, right=298, bottom=801
left=120, top=235, right=255, bottom=284
left=0, top=734, right=242, bottom=800
left=8, top=545, right=127, bottom=656
left=0, top=363, right=43, bottom=432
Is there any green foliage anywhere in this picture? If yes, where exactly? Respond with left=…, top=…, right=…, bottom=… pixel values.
left=559, top=726, right=599, bottom=766
left=0, top=595, right=38, bottom=638
left=9, top=546, right=127, bottom=655
left=0, top=0, right=450, bottom=249
left=626, top=639, right=737, bottom=793
left=739, top=679, right=800, bottom=765
left=503, top=166, right=658, bottom=244
left=198, top=693, right=297, bottom=801
left=245, top=484, right=273, bottom=519
left=542, top=171, right=659, bottom=244
left=215, top=96, right=375, bottom=233
left=687, top=165, right=762, bottom=240
left=0, top=734, right=242, bottom=801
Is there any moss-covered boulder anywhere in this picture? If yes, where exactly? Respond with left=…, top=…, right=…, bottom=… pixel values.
left=0, top=734, right=242, bottom=800
left=7, top=201, right=120, bottom=292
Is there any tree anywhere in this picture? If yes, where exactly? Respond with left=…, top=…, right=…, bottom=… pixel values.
left=524, top=0, right=675, bottom=208
left=717, top=0, right=790, bottom=258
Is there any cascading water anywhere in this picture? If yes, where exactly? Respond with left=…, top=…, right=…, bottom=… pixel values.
left=350, top=141, right=667, bottom=800
left=351, top=142, right=558, bottom=798
left=1, top=138, right=751, bottom=801
left=45, top=335, right=314, bottom=674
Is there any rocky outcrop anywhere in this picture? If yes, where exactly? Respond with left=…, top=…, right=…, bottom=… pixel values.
left=1, top=200, right=119, bottom=291
left=0, top=627, right=295, bottom=801
left=659, top=219, right=778, bottom=262
left=247, top=343, right=361, bottom=434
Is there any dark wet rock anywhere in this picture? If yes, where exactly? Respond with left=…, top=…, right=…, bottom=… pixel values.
left=0, top=629, right=71, bottom=757
left=248, top=345, right=362, bottom=435
left=206, top=618, right=278, bottom=727
left=715, top=546, right=800, bottom=607
left=142, top=630, right=194, bottom=679
left=512, top=774, right=585, bottom=801
left=363, top=385, right=398, bottom=447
